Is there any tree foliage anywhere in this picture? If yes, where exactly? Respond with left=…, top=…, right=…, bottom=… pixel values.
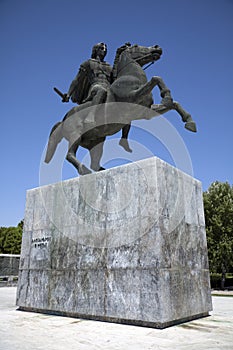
left=203, top=181, right=233, bottom=287
left=0, top=221, right=23, bottom=254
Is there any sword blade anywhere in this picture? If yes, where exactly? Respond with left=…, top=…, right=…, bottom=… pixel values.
left=53, top=87, right=65, bottom=99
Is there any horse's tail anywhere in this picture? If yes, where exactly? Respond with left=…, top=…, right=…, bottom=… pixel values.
left=44, top=121, right=63, bottom=163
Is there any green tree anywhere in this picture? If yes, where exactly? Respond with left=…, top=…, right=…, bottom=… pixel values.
left=17, top=220, right=24, bottom=230
left=0, top=227, right=8, bottom=253
left=0, top=221, right=23, bottom=254
left=203, top=181, right=233, bottom=288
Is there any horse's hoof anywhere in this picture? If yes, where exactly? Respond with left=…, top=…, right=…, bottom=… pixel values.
left=98, top=167, right=105, bottom=171
left=119, top=138, right=132, bottom=153
left=185, top=121, right=197, bottom=132
left=80, top=165, right=92, bottom=175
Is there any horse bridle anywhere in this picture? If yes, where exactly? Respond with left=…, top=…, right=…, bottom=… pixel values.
left=135, top=52, right=161, bottom=70
left=117, top=49, right=160, bottom=74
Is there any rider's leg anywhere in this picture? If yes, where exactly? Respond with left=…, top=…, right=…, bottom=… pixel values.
left=85, top=87, right=107, bottom=123
left=119, top=124, right=132, bottom=153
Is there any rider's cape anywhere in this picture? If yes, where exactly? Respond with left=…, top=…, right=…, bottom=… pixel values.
left=69, top=61, right=91, bottom=104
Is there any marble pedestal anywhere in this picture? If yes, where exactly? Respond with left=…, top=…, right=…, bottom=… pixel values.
left=16, top=156, right=212, bottom=328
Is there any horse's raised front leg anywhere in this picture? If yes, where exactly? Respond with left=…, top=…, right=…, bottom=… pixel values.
left=66, top=140, right=92, bottom=175
left=133, top=76, right=197, bottom=132
left=130, top=76, right=197, bottom=132
left=149, top=78, right=197, bottom=131
left=151, top=101, right=197, bottom=132
left=173, top=102, right=197, bottom=132
left=132, top=76, right=173, bottom=106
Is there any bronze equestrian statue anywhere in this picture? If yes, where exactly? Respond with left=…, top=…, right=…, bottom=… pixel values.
left=45, top=43, right=197, bottom=175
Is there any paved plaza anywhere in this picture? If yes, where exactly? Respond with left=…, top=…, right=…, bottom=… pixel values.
left=0, top=287, right=233, bottom=350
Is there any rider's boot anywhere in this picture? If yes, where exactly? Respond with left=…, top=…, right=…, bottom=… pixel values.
left=119, top=124, right=132, bottom=152
left=119, top=138, right=132, bottom=153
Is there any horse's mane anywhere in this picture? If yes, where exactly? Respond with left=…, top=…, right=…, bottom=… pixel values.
left=112, top=42, right=131, bottom=80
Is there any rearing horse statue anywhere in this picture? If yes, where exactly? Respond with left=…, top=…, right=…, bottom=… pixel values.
left=45, top=44, right=197, bottom=175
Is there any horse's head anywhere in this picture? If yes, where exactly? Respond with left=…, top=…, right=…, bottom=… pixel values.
left=124, top=44, right=163, bottom=66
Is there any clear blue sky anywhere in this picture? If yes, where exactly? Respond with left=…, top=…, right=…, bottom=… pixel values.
left=1, top=0, right=233, bottom=227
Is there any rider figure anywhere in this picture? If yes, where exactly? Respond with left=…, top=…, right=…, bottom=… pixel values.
left=63, top=42, right=132, bottom=152
left=63, top=43, right=111, bottom=123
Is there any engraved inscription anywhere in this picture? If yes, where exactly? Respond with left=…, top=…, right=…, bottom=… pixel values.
left=32, top=236, right=51, bottom=248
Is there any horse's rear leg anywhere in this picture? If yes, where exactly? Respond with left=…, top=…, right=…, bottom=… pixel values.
left=89, top=140, right=105, bottom=172
left=66, top=140, right=92, bottom=175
